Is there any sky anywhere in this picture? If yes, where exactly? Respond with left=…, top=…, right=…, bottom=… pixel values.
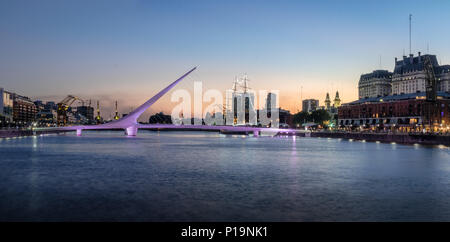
left=1, top=0, right=450, bottom=121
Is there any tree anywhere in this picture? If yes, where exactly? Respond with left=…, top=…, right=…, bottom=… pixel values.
left=292, top=109, right=331, bottom=127
left=293, top=111, right=309, bottom=126
left=310, top=109, right=331, bottom=125
left=148, top=112, right=172, bottom=124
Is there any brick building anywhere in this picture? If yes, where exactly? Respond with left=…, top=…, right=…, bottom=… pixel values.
left=12, top=94, right=37, bottom=125
left=338, top=92, right=450, bottom=132
left=340, top=53, right=450, bottom=133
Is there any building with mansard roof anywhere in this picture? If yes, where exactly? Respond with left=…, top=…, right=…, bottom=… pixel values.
left=339, top=52, right=450, bottom=132
left=358, top=70, right=393, bottom=99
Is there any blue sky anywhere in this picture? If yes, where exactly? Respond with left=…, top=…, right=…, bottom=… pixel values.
left=1, top=0, right=450, bottom=120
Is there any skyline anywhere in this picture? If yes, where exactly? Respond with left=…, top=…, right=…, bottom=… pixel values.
left=1, top=0, right=450, bottom=121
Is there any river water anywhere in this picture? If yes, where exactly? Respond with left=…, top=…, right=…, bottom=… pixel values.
left=1, top=131, right=450, bottom=221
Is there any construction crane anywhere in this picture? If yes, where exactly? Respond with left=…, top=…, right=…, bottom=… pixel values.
left=114, top=101, right=120, bottom=120
left=57, top=95, right=85, bottom=126
left=423, top=55, right=438, bottom=131
left=95, top=100, right=102, bottom=124
left=424, top=56, right=437, bottom=102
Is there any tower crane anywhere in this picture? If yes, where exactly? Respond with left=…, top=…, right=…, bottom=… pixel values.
left=114, top=101, right=120, bottom=120
left=424, top=56, right=437, bottom=102
left=57, top=95, right=85, bottom=126
left=423, top=55, right=438, bottom=131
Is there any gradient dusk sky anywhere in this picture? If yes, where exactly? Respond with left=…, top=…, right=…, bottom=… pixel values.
left=1, top=0, right=450, bottom=121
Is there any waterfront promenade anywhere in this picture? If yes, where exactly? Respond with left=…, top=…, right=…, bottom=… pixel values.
left=0, top=128, right=67, bottom=138
left=2, top=126, right=449, bottom=147
left=311, top=131, right=450, bottom=146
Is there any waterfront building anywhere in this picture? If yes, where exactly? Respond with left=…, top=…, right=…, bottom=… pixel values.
left=76, top=105, right=94, bottom=124
left=12, top=93, right=37, bottom=125
left=339, top=52, right=450, bottom=132
left=45, top=101, right=57, bottom=111
left=32, top=100, right=60, bottom=126
left=358, top=70, right=392, bottom=99
left=36, top=109, right=57, bottom=126
left=438, top=65, right=450, bottom=92
left=66, top=112, right=78, bottom=124
left=0, top=88, right=14, bottom=125
left=34, top=100, right=45, bottom=111
left=302, top=99, right=319, bottom=113
left=392, top=53, right=450, bottom=95
left=338, top=92, right=450, bottom=132
left=266, top=92, right=277, bottom=111
left=355, top=53, right=450, bottom=101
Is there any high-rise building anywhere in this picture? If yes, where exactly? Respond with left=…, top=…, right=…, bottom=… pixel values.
left=358, top=70, right=393, bottom=99
left=302, top=99, right=319, bottom=113
left=265, top=92, right=277, bottom=111
left=0, top=88, right=13, bottom=125
left=231, top=92, right=256, bottom=125
left=76, top=105, right=94, bottom=123
left=12, top=93, right=37, bottom=125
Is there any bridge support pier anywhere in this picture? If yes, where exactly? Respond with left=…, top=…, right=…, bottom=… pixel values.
left=76, top=129, right=82, bottom=136
left=125, top=126, right=138, bottom=136
left=253, top=130, right=259, bottom=137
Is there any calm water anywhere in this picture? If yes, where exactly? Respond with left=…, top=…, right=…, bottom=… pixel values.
left=1, top=131, right=450, bottom=221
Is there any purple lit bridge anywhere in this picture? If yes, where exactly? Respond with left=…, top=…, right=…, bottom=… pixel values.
left=51, top=67, right=301, bottom=137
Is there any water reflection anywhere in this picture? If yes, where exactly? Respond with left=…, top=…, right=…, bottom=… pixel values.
left=0, top=131, right=449, bottom=221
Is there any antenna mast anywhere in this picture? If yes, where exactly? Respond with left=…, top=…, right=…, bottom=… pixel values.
left=300, top=85, right=303, bottom=111
left=379, top=55, right=382, bottom=69
left=409, top=14, right=412, bottom=55
left=96, top=100, right=101, bottom=123
left=114, top=100, right=120, bottom=120
left=232, top=76, right=238, bottom=93
left=242, top=74, right=249, bottom=93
